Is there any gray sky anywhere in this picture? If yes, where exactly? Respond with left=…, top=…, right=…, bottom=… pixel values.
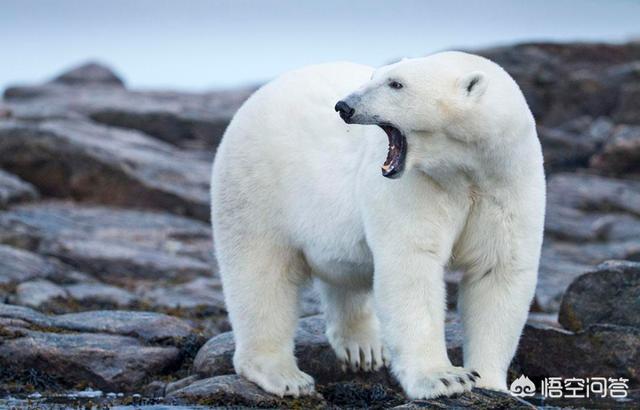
left=2, top=0, right=639, bottom=91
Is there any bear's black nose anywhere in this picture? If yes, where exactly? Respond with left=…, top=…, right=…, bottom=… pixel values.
left=335, top=100, right=355, bottom=122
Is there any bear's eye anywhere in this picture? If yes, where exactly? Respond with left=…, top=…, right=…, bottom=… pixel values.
left=389, top=80, right=403, bottom=90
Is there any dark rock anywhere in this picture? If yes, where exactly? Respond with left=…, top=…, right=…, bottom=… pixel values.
left=559, top=260, right=640, bottom=331
left=0, top=169, right=38, bottom=209
left=0, top=304, right=198, bottom=391
left=0, top=201, right=214, bottom=284
left=0, top=330, right=180, bottom=392
left=167, top=374, right=293, bottom=408
left=590, top=124, right=640, bottom=176
left=513, top=322, right=640, bottom=385
left=50, top=62, right=125, bottom=88
left=0, top=120, right=211, bottom=220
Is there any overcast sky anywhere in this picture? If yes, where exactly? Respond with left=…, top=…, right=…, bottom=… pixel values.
left=2, top=0, right=639, bottom=91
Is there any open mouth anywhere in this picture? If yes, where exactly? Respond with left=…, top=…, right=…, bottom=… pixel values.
left=378, top=124, right=407, bottom=179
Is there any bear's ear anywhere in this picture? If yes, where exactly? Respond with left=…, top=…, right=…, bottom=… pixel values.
left=459, top=71, right=488, bottom=99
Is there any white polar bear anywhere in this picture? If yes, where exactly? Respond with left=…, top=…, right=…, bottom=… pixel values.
left=210, top=51, right=545, bottom=399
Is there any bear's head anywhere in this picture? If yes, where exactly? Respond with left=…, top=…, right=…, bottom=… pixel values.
left=336, top=51, right=534, bottom=180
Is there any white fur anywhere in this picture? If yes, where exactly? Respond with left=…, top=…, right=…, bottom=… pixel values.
left=210, top=52, right=545, bottom=399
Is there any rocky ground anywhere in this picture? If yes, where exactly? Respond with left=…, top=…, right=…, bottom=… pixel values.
left=0, top=41, right=639, bottom=409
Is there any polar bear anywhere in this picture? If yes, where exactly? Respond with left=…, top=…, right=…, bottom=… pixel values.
left=210, top=51, right=545, bottom=399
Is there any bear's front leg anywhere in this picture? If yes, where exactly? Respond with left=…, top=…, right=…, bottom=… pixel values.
left=458, top=266, right=537, bottom=391
left=374, top=250, right=478, bottom=399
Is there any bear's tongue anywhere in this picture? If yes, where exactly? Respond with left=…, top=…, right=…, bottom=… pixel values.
left=379, top=125, right=407, bottom=179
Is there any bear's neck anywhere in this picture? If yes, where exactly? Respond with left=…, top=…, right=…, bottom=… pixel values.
left=472, top=128, right=544, bottom=192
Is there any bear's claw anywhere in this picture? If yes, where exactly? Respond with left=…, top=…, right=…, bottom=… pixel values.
left=404, top=366, right=480, bottom=399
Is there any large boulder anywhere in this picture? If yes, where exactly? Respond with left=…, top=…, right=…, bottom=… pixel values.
left=0, top=330, right=179, bottom=392
left=0, top=304, right=201, bottom=392
left=0, top=120, right=211, bottom=220
left=514, top=322, right=640, bottom=385
left=559, top=260, right=640, bottom=331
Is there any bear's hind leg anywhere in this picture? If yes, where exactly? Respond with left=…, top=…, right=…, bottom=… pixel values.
left=221, top=243, right=314, bottom=397
left=318, top=282, right=389, bottom=372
